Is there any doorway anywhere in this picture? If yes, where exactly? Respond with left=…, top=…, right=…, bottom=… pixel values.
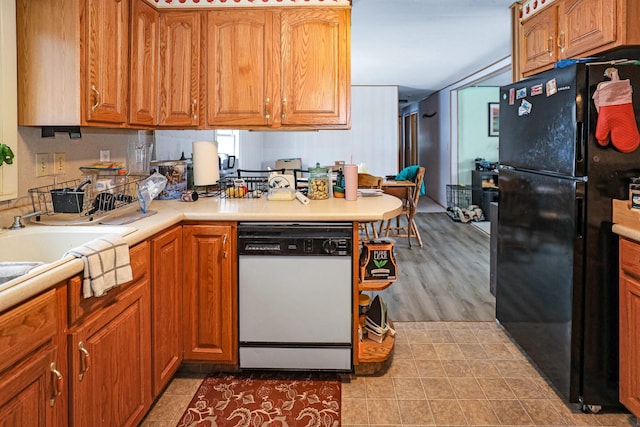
left=399, top=112, right=418, bottom=170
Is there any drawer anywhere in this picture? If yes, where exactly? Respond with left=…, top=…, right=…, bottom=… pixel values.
left=68, top=241, right=150, bottom=326
left=621, top=238, right=640, bottom=279
left=0, top=289, right=57, bottom=372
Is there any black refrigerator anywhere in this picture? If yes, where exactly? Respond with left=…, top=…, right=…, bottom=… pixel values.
left=497, top=62, right=640, bottom=410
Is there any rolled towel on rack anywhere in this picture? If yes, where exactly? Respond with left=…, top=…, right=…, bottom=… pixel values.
left=64, top=234, right=133, bottom=298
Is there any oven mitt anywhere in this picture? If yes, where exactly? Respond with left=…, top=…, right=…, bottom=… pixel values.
left=592, top=68, right=640, bottom=153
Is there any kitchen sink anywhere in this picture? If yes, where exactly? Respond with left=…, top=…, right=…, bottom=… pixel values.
left=0, top=225, right=136, bottom=264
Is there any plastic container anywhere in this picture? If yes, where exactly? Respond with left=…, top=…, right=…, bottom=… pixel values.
left=307, top=163, right=330, bottom=200
left=150, top=160, right=187, bottom=199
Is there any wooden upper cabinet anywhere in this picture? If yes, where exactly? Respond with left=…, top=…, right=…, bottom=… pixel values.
left=205, top=7, right=350, bottom=129
left=558, top=0, right=617, bottom=58
left=517, top=0, right=640, bottom=78
left=130, top=0, right=159, bottom=127
left=17, top=0, right=129, bottom=126
left=280, top=8, right=350, bottom=128
left=206, top=10, right=275, bottom=127
left=159, top=11, right=201, bottom=127
left=83, top=0, right=129, bottom=124
left=521, top=6, right=558, bottom=74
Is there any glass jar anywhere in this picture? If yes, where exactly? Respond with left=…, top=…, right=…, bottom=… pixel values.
left=308, top=163, right=330, bottom=200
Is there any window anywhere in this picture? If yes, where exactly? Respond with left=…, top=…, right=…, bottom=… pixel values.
left=215, top=130, right=239, bottom=156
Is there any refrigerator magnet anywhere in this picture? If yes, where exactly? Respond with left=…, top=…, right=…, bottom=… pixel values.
left=509, top=88, right=515, bottom=105
left=546, top=78, right=557, bottom=96
left=518, top=99, right=532, bottom=116
left=516, top=87, right=527, bottom=99
left=531, top=84, right=543, bottom=96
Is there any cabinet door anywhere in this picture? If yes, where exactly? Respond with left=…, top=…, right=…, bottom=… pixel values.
left=130, top=0, right=158, bottom=126
left=620, top=238, right=640, bottom=416
left=69, top=278, right=151, bottom=427
left=0, top=289, right=62, bottom=427
left=0, top=346, right=57, bottom=427
left=150, top=225, right=183, bottom=397
left=521, top=6, right=558, bottom=74
left=557, top=0, right=617, bottom=59
left=206, top=10, right=276, bottom=127
left=280, top=8, right=350, bottom=127
left=83, top=0, right=129, bottom=124
left=183, top=224, right=237, bottom=364
left=159, top=12, right=201, bottom=127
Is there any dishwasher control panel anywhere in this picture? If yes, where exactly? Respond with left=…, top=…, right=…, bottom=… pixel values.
left=238, top=222, right=352, bottom=256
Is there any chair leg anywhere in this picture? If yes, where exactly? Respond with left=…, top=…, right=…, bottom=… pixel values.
left=410, top=218, right=423, bottom=247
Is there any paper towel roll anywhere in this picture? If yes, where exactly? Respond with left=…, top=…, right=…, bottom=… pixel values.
left=295, top=191, right=310, bottom=205
left=344, top=164, right=358, bottom=201
left=192, top=141, right=220, bottom=186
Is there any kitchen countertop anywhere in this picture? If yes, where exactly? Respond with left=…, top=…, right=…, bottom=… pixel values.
left=0, top=194, right=403, bottom=313
left=613, top=198, right=640, bottom=241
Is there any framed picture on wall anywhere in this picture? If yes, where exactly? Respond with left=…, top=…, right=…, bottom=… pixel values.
left=488, top=102, right=499, bottom=137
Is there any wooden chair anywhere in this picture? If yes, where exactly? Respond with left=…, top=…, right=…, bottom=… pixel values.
left=357, top=173, right=383, bottom=240
left=382, top=167, right=425, bottom=248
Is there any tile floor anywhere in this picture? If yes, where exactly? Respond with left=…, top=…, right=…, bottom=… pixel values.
left=141, top=321, right=637, bottom=426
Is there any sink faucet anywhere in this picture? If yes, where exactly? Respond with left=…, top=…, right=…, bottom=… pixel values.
left=8, top=211, right=43, bottom=230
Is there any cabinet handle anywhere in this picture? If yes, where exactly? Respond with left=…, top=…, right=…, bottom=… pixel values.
left=91, top=85, right=100, bottom=112
left=265, top=97, right=271, bottom=120
left=78, top=341, right=91, bottom=381
left=49, top=362, right=63, bottom=407
left=281, top=97, right=287, bottom=119
left=191, top=99, right=198, bottom=121
left=547, top=36, right=554, bottom=56
left=223, top=233, right=228, bottom=259
left=557, top=31, right=565, bottom=52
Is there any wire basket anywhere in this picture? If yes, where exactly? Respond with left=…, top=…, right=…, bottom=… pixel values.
left=218, top=176, right=267, bottom=199
left=218, top=169, right=287, bottom=199
left=29, top=174, right=146, bottom=219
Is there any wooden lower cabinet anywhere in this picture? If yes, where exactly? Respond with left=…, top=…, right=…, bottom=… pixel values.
left=150, top=225, right=183, bottom=395
left=619, top=237, right=640, bottom=416
left=68, top=242, right=152, bottom=427
left=0, top=289, right=65, bottom=427
left=183, top=223, right=238, bottom=364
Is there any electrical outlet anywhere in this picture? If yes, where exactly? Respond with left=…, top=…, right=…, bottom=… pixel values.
left=53, top=152, right=66, bottom=174
left=100, top=150, right=110, bottom=162
left=35, top=153, right=49, bottom=177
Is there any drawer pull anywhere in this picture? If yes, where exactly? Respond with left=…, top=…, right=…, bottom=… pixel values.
left=49, top=362, right=63, bottom=407
left=78, top=341, right=91, bottom=381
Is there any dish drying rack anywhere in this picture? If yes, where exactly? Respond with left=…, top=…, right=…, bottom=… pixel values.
left=28, top=174, right=146, bottom=221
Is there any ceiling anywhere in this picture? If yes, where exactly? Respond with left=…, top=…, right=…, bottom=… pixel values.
left=350, top=0, right=515, bottom=106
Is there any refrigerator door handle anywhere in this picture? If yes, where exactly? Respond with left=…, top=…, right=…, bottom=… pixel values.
left=575, top=196, right=585, bottom=239
left=576, top=121, right=584, bottom=163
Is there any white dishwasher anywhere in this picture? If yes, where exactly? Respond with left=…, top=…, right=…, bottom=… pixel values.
left=238, top=222, right=353, bottom=371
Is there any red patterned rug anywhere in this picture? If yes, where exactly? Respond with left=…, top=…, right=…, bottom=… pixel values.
left=176, top=373, right=341, bottom=427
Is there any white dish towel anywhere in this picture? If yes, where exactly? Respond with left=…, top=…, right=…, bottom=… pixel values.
left=65, top=234, right=133, bottom=298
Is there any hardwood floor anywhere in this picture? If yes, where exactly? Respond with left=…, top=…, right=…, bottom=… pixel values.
left=378, top=212, right=495, bottom=322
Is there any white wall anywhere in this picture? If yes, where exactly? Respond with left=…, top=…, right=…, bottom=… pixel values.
left=239, top=86, right=398, bottom=176
left=457, top=86, right=500, bottom=185
left=414, top=57, right=511, bottom=207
